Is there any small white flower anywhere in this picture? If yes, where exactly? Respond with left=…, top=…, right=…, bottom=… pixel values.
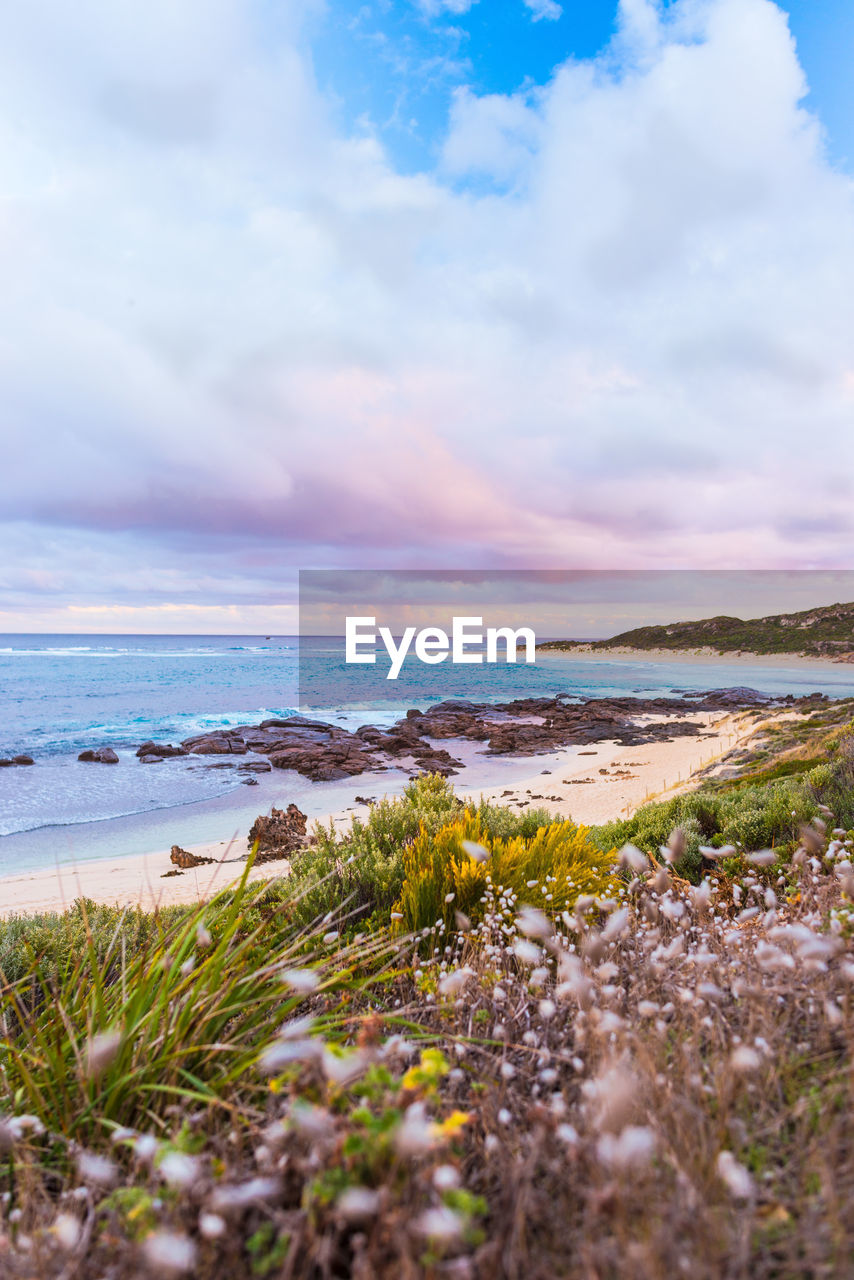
left=414, top=1207, right=464, bottom=1240
left=597, top=1125, right=655, bottom=1169
left=516, top=907, right=552, bottom=940
left=210, top=1178, right=280, bottom=1211
left=133, top=1134, right=159, bottom=1163
left=716, top=1150, right=754, bottom=1199
left=337, top=1186, right=381, bottom=1220
left=76, top=1152, right=116, bottom=1187
left=513, top=939, right=542, bottom=965
left=433, top=1164, right=460, bottom=1190
left=730, top=1046, right=761, bottom=1073
left=322, top=1049, right=369, bottom=1086
left=143, top=1231, right=197, bottom=1274
left=395, top=1103, right=436, bottom=1155
left=199, top=1212, right=226, bottom=1239
left=159, top=1152, right=199, bottom=1189
left=52, top=1213, right=82, bottom=1250
left=280, top=968, right=319, bottom=993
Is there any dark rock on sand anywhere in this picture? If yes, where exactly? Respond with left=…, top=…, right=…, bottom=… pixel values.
left=170, top=845, right=214, bottom=869
left=78, top=747, right=119, bottom=764
left=248, top=803, right=307, bottom=861
left=136, top=741, right=188, bottom=758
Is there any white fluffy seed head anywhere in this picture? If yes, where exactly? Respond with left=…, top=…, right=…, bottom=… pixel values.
left=52, top=1213, right=82, bottom=1251
left=143, top=1231, right=197, bottom=1274
left=716, top=1150, right=754, bottom=1199
left=337, top=1186, right=381, bottom=1220
left=198, top=1213, right=226, bottom=1239
left=84, top=1031, right=122, bottom=1079
left=159, top=1152, right=199, bottom=1189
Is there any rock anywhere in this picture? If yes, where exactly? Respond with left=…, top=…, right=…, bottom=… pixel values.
left=0, top=759, right=11, bottom=767
left=12, top=755, right=34, bottom=766
left=248, top=803, right=307, bottom=860
left=139, top=754, right=163, bottom=764
left=242, top=777, right=259, bottom=786
left=78, top=747, right=119, bottom=764
left=170, top=845, right=214, bottom=869
left=135, top=741, right=188, bottom=758
left=183, top=735, right=248, bottom=756
left=161, top=868, right=184, bottom=877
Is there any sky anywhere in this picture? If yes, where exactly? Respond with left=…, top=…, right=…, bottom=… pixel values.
left=2, top=0, right=854, bottom=632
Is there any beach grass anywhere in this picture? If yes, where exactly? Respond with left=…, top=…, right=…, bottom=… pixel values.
left=3, top=739, right=854, bottom=1276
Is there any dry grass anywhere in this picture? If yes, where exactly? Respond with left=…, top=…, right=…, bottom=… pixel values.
left=3, top=808, right=854, bottom=1277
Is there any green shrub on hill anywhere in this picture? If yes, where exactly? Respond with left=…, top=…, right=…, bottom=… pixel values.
left=592, top=751, right=854, bottom=878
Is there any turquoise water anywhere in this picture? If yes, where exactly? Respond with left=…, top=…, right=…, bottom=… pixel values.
left=2, top=633, right=854, bottom=868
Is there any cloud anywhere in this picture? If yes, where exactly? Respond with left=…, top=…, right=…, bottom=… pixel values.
left=523, top=0, right=563, bottom=21
left=2, top=0, right=854, bottom=628
left=418, top=0, right=479, bottom=16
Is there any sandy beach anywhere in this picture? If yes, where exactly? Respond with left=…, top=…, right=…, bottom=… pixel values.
left=0, top=708, right=758, bottom=918
left=540, top=645, right=854, bottom=670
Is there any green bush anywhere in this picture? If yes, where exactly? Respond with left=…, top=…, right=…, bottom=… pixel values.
left=284, top=776, right=554, bottom=932
left=592, top=750, right=854, bottom=878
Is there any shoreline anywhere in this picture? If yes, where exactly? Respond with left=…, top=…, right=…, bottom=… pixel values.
left=538, top=646, right=854, bottom=670
left=0, top=708, right=758, bottom=917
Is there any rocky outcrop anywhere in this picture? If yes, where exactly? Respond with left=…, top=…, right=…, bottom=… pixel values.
left=180, top=715, right=460, bottom=781
left=0, top=754, right=34, bottom=767
left=78, top=747, right=119, bottom=764
left=248, top=803, right=308, bottom=861
left=94, top=685, right=811, bottom=795
left=170, top=845, right=213, bottom=869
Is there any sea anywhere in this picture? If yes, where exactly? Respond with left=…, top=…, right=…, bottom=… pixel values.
left=3, top=633, right=854, bottom=875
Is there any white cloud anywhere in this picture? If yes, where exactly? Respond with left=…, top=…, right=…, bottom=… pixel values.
left=2, top=0, right=854, bottom=626
left=523, top=0, right=563, bottom=21
left=418, top=0, right=479, bottom=16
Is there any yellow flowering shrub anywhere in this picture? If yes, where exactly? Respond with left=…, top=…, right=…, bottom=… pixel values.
left=393, top=809, right=618, bottom=937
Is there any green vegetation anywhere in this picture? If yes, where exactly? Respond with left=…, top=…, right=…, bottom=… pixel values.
left=539, top=598, right=854, bottom=657
left=275, top=773, right=553, bottom=933
left=394, top=812, right=616, bottom=938
left=3, top=748, right=854, bottom=1276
